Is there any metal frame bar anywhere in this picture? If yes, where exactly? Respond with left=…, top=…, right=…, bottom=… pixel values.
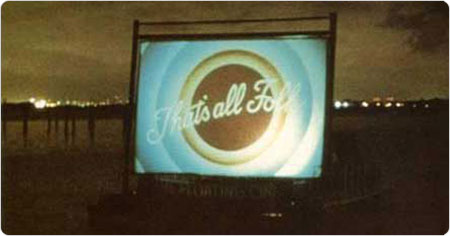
left=138, top=30, right=330, bottom=41
left=123, top=20, right=139, bottom=194
left=123, top=13, right=337, bottom=193
left=138, top=15, right=329, bottom=26
left=322, top=12, right=337, bottom=178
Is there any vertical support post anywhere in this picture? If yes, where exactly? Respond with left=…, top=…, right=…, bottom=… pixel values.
left=122, top=106, right=127, bottom=142
left=64, top=106, right=69, bottom=146
left=47, top=109, right=52, bottom=139
left=1, top=116, right=5, bottom=142
left=22, top=105, right=30, bottom=147
left=1, top=103, right=6, bottom=142
left=88, top=107, right=95, bottom=146
left=71, top=109, right=76, bottom=144
left=55, top=110, right=59, bottom=134
left=123, top=20, right=139, bottom=194
left=322, top=12, right=337, bottom=179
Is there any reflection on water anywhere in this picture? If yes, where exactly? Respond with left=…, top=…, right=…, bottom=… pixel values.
left=1, top=113, right=448, bottom=234
left=2, top=119, right=125, bottom=234
left=2, top=119, right=124, bottom=153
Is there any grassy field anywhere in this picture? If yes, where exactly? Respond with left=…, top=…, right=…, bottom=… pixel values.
left=323, top=111, right=448, bottom=234
left=1, top=111, right=448, bottom=234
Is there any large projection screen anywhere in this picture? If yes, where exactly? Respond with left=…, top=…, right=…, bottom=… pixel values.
left=134, top=35, right=329, bottom=178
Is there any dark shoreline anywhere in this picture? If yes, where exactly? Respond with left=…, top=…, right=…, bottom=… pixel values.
left=2, top=109, right=449, bottom=234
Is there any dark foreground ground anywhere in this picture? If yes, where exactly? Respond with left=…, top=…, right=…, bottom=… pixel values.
left=2, top=110, right=448, bottom=234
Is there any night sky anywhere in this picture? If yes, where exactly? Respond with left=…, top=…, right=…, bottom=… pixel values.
left=2, top=2, right=448, bottom=102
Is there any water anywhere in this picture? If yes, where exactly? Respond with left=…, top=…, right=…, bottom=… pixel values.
left=1, top=112, right=448, bottom=234
left=2, top=119, right=124, bottom=234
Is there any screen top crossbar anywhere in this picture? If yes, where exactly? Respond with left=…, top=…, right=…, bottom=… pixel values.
left=138, top=15, right=330, bottom=26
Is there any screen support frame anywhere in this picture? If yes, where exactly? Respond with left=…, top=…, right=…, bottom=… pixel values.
left=123, top=13, right=337, bottom=194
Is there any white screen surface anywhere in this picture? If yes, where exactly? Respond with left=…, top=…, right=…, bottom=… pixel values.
left=135, top=36, right=328, bottom=177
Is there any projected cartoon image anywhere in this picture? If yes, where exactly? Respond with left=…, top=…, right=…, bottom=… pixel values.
left=135, top=36, right=327, bottom=177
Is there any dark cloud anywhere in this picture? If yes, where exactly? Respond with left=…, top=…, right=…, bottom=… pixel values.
left=2, top=47, right=127, bottom=101
left=383, top=2, right=448, bottom=52
left=2, top=2, right=448, bottom=102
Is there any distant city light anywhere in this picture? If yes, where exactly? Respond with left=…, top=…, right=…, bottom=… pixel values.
left=342, top=101, right=349, bottom=108
left=334, top=101, right=342, bottom=109
left=372, top=97, right=381, bottom=102
left=385, top=97, right=395, bottom=102
left=395, top=102, right=404, bottom=107
left=18, top=96, right=440, bottom=112
left=262, top=212, right=283, bottom=218
left=45, top=102, right=57, bottom=108
left=34, top=99, right=46, bottom=109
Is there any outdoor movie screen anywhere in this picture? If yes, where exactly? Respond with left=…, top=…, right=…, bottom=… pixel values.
left=134, top=35, right=329, bottom=178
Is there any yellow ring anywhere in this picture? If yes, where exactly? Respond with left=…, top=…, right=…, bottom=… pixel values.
left=179, top=50, right=286, bottom=165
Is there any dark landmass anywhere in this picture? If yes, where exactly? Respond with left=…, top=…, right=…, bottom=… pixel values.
left=1, top=98, right=448, bottom=121
left=1, top=103, right=448, bottom=234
